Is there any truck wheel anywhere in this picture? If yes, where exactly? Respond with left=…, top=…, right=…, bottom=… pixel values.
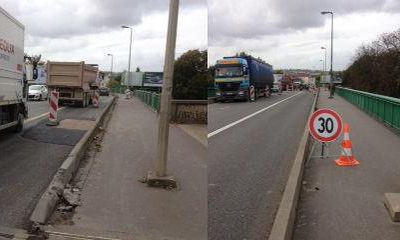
left=249, top=86, right=256, bottom=102
left=13, top=113, right=24, bottom=133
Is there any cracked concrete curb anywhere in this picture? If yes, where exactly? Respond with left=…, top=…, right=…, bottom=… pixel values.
left=268, top=90, right=319, bottom=240
left=29, top=96, right=117, bottom=227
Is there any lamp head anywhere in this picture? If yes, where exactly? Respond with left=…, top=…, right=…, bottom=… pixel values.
left=321, top=11, right=332, bottom=15
left=121, top=25, right=130, bottom=29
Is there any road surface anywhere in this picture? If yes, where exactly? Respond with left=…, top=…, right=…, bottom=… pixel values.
left=208, top=91, right=314, bottom=240
left=0, top=97, right=112, bottom=230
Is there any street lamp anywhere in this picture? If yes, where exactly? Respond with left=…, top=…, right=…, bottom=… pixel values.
left=121, top=25, right=133, bottom=84
left=321, top=11, right=334, bottom=98
left=321, top=46, right=327, bottom=72
left=319, top=59, right=324, bottom=72
left=107, top=53, right=113, bottom=82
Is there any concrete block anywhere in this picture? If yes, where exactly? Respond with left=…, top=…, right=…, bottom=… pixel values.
left=384, top=193, right=400, bottom=222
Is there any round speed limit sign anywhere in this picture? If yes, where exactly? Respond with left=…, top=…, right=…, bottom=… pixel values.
left=309, top=108, right=343, bottom=142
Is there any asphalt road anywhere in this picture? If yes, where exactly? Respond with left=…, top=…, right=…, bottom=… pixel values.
left=26, top=100, right=50, bottom=121
left=0, top=97, right=112, bottom=230
left=208, top=91, right=314, bottom=240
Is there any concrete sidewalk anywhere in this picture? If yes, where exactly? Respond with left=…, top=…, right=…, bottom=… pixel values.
left=294, top=90, right=400, bottom=239
left=47, top=97, right=207, bottom=240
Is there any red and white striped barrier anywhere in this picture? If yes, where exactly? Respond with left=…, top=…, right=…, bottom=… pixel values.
left=249, top=85, right=255, bottom=101
left=47, top=91, right=59, bottom=126
left=92, top=91, right=99, bottom=108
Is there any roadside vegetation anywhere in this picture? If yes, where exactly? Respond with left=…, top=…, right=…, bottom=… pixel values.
left=343, top=28, right=400, bottom=98
left=173, top=49, right=209, bottom=100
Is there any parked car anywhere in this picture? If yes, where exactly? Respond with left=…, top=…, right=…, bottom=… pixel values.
left=98, top=87, right=110, bottom=96
left=28, top=85, right=48, bottom=101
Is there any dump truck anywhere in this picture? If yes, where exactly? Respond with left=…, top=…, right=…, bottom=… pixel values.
left=47, top=61, right=98, bottom=107
left=0, top=6, right=27, bottom=132
left=214, top=56, right=274, bottom=101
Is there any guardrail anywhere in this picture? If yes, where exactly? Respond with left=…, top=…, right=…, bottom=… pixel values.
left=110, top=86, right=128, bottom=94
left=336, top=87, right=400, bottom=130
left=134, top=90, right=160, bottom=112
left=208, top=87, right=216, bottom=98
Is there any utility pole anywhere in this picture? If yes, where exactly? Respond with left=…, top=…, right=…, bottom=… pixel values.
left=145, top=0, right=179, bottom=188
left=321, top=46, right=327, bottom=72
left=107, top=53, right=113, bottom=82
left=121, top=26, right=133, bottom=85
left=321, top=11, right=334, bottom=98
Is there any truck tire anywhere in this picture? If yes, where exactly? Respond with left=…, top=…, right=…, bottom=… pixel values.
left=13, top=113, right=24, bottom=133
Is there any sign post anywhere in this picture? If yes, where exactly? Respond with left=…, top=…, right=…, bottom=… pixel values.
left=309, top=108, right=343, bottom=158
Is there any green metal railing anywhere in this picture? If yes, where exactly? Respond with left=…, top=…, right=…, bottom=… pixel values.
left=110, top=86, right=128, bottom=94
left=208, top=87, right=217, bottom=98
left=134, top=90, right=160, bottom=112
left=337, top=87, right=400, bottom=130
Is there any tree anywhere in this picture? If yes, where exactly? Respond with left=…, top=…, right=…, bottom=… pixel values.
left=173, top=49, right=208, bottom=100
left=343, top=29, right=400, bottom=98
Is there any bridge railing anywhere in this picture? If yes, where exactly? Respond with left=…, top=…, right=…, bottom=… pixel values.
left=336, top=87, right=400, bottom=130
left=134, top=90, right=160, bottom=112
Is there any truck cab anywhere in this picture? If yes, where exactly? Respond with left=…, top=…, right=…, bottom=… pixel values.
left=214, top=58, right=250, bottom=101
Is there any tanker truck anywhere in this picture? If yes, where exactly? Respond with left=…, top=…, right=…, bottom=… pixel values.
left=214, top=56, right=274, bottom=102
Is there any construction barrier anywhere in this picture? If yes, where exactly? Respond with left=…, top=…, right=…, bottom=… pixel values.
left=337, top=87, right=400, bottom=131
left=92, top=91, right=99, bottom=108
left=134, top=90, right=161, bottom=112
left=47, top=91, right=59, bottom=126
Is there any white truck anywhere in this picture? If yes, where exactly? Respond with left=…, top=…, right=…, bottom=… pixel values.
left=0, top=6, right=27, bottom=132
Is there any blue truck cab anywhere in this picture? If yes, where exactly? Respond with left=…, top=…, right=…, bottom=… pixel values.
left=214, top=56, right=273, bottom=102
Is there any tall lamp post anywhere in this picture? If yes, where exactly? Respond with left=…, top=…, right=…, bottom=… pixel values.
left=321, top=11, right=334, bottom=98
left=319, top=59, right=324, bottom=72
left=321, top=46, right=327, bottom=72
left=107, top=53, right=113, bottom=82
left=121, top=25, right=133, bottom=84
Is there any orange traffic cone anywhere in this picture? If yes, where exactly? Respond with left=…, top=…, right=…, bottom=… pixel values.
left=335, top=123, right=360, bottom=166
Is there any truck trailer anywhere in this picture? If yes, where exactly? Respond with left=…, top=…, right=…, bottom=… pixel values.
left=214, top=56, right=274, bottom=101
left=0, top=6, right=27, bottom=132
left=47, top=61, right=98, bottom=107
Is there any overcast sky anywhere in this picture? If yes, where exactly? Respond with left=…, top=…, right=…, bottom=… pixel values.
left=0, top=0, right=207, bottom=72
left=209, top=0, right=400, bottom=71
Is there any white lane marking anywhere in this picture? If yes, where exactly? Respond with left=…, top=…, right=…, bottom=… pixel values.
left=25, top=107, right=65, bottom=123
left=208, top=92, right=304, bottom=138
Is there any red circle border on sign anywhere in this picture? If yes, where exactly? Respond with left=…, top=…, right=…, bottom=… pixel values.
left=309, top=108, right=343, bottom=142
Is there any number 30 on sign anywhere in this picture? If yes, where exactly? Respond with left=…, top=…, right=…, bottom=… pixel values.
left=309, top=108, right=343, bottom=142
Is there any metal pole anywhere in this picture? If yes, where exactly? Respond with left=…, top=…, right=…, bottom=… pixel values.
left=128, top=28, right=132, bottom=86
left=324, top=48, right=327, bottom=72
left=110, top=55, right=113, bottom=77
left=107, top=54, right=113, bottom=82
left=329, top=13, right=334, bottom=98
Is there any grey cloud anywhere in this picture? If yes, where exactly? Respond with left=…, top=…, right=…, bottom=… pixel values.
left=0, top=0, right=205, bottom=38
left=209, top=0, right=400, bottom=44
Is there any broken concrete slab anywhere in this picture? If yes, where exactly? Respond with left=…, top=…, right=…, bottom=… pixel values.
left=384, top=193, right=400, bottom=222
